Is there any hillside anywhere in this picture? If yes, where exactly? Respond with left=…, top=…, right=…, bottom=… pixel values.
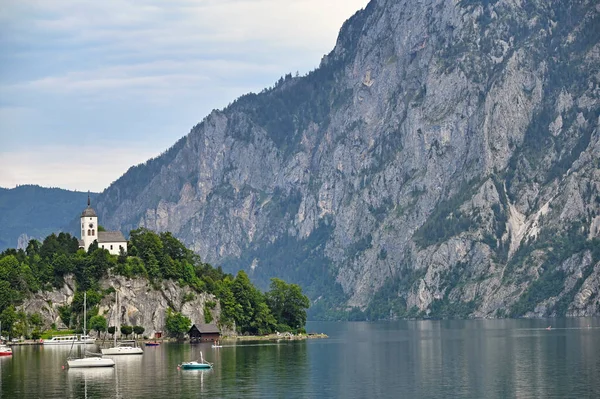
left=0, top=185, right=98, bottom=250
left=93, top=0, right=600, bottom=319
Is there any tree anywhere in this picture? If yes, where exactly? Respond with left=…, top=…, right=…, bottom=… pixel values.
left=0, top=306, right=17, bottom=338
left=108, top=326, right=116, bottom=338
left=120, top=325, right=133, bottom=339
left=266, top=278, right=310, bottom=332
left=165, top=308, right=191, bottom=339
left=89, top=315, right=107, bottom=337
left=133, top=325, right=145, bottom=338
left=232, top=271, right=275, bottom=335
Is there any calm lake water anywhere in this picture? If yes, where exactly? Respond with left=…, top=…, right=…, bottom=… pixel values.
left=2, top=318, right=600, bottom=398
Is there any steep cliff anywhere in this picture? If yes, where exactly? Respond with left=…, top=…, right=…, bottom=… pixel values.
left=19, top=275, right=226, bottom=337
left=96, top=0, right=600, bottom=319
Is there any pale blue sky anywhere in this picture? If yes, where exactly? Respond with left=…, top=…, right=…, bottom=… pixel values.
left=0, top=0, right=369, bottom=192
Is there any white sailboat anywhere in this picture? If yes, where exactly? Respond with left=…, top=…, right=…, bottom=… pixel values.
left=101, top=291, right=143, bottom=355
left=67, top=292, right=115, bottom=368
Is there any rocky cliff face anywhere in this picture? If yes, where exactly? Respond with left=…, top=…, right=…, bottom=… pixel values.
left=19, top=275, right=227, bottom=337
left=96, top=0, right=600, bottom=319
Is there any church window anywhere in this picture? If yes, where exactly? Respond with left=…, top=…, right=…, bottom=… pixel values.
left=92, top=229, right=95, bottom=236
left=82, top=223, right=84, bottom=228
left=82, top=230, right=85, bottom=237
left=110, top=245, right=113, bottom=250
left=88, top=229, right=91, bottom=236
left=101, top=245, right=104, bottom=249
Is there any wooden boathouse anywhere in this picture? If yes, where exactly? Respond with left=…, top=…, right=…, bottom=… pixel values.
left=189, top=323, right=221, bottom=342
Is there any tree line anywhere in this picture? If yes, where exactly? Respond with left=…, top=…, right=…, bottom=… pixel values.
left=0, top=228, right=309, bottom=339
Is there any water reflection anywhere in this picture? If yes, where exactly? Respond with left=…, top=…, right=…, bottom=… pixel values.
left=66, top=368, right=115, bottom=399
left=2, top=320, right=599, bottom=398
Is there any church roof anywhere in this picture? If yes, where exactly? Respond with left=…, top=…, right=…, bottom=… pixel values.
left=98, top=231, right=127, bottom=243
left=81, top=194, right=97, bottom=217
left=81, top=207, right=97, bottom=217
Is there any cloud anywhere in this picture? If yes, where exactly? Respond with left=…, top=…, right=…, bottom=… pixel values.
left=0, top=0, right=371, bottom=191
left=0, top=145, right=164, bottom=192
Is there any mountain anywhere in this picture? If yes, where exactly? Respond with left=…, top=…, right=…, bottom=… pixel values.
left=95, top=0, right=600, bottom=319
left=0, top=185, right=98, bottom=250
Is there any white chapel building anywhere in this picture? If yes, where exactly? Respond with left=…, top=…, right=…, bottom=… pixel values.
left=79, top=196, right=128, bottom=255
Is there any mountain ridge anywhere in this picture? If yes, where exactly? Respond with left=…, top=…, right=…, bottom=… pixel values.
left=0, top=185, right=99, bottom=250
left=94, top=0, right=600, bottom=319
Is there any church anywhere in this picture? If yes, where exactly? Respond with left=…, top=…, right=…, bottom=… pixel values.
left=79, top=197, right=127, bottom=255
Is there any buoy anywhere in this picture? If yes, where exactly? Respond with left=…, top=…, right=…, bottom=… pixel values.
left=62, top=365, right=65, bottom=370
left=546, top=326, right=551, bottom=330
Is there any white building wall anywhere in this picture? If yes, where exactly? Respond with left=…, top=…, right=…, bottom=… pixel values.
left=81, top=216, right=98, bottom=251
left=99, top=241, right=128, bottom=256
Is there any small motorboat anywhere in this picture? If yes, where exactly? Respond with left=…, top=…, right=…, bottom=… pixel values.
left=178, top=351, right=212, bottom=370
left=0, top=344, right=12, bottom=356
left=145, top=342, right=160, bottom=347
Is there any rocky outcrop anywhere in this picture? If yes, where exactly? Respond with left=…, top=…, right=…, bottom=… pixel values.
left=19, top=275, right=229, bottom=337
left=94, top=0, right=600, bottom=319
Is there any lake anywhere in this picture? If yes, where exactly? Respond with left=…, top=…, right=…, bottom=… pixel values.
left=2, top=318, right=600, bottom=398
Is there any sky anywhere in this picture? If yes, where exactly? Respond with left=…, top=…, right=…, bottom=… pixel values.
left=0, top=0, right=370, bottom=192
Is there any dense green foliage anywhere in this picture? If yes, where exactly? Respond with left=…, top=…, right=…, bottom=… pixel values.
left=266, top=278, right=310, bottom=331
left=0, top=228, right=310, bottom=338
left=0, top=185, right=98, bottom=251
left=120, top=325, right=133, bottom=339
left=164, top=308, right=191, bottom=339
left=89, top=315, right=107, bottom=336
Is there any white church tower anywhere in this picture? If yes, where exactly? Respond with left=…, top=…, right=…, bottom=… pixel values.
left=81, top=194, right=98, bottom=252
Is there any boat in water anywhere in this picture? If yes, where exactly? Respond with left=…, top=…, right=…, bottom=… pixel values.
left=0, top=344, right=12, bottom=356
left=145, top=342, right=160, bottom=347
left=67, top=352, right=115, bottom=368
left=66, top=292, right=115, bottom=369
left=43, top=335, right=96, bottom=345
left=101, top=340, right=143, bottom=355
left=178, top=351, right=213, bottom=370
left=101, top=291, right=143, bottom=355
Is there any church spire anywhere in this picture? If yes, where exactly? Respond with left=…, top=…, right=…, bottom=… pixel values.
left=87, top=192, right=91, bottom=207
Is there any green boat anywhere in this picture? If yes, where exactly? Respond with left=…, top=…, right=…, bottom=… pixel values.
left=178, top=351, right=213, bottom=370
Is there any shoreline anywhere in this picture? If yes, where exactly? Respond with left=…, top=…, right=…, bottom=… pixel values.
left=222, top=332, right=328, bottom=341
left=5, top=333, right=328, bottom=346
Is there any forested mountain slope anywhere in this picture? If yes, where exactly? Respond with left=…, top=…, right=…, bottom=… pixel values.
left=0, top=185, right=97, bottom=251
left=95, top=0, right=600, bottom=319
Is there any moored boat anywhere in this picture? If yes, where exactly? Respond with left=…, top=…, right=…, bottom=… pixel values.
left=101, top=341, right=143, bottom=355
left=67, top=355, right=115, bottom=368
left=0, top=344, right=12, bottom=356
left=145, top=342, right=160, bottom=347
left=178, top=351, right=212, bottom=370
left=101, top=291, right=143, bottom=355
left=43, top=335, right=96, bottom=345
left=65, top=292, right=115, bottom=369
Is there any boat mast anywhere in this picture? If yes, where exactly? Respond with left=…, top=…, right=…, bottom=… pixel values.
left=114, top=291, right=118, bottom=346
left=83, top=291, right=87, bottom=337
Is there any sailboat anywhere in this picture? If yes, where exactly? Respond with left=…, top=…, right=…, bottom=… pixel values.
left=101, top=291, right=143, bottom=355
left=178, top=351, right=213, bottom=370
left=67, top=292, right=115, bottom=368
